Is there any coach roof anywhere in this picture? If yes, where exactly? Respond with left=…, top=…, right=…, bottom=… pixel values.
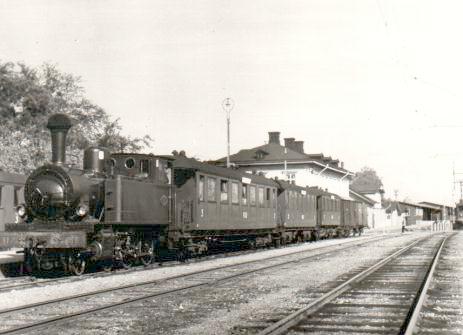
left=172, top=156, right=278, bottom=187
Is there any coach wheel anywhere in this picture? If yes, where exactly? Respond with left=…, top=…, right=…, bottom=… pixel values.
left=121, top=253, right=135, bottom=269
left=69, top=256, right=86, bottom=276
left=140, top=243, right=154, bottom=266
left=101, top=259, right=113, bottom=272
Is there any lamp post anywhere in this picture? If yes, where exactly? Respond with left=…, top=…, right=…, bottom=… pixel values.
left=222, top=98, right=234, bottom=168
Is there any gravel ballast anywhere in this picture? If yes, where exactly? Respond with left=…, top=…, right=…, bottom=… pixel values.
left=21, top=232, right=433, bottom=335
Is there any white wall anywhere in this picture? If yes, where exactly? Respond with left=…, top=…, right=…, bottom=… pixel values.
left=368, top=208, right=404, bottom=232
left=251, top=167, right=350, bottom=198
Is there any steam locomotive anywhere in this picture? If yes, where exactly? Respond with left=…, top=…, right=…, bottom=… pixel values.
left=0, top=114, right=367, bottom=276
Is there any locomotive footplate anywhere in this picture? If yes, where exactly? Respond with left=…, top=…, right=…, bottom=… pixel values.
left=0, top=231, right=87, bottom=249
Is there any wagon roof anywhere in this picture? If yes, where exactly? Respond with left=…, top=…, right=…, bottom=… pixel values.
left=307, top=186, right=340, bottom=198
left=172, top=156, right=278, bottom=187
left=274, top=179, right=309, bottom=191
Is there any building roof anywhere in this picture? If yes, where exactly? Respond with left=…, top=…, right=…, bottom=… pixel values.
left=418, top=202, right=445, bottom=210
left=383, top=200, right=406, bottom=214
left=216, top=142, right=352, bottom=176
left=350, top=184, right=384, bottom=195
left=349, top=188, right=376, bottom=206
left=218, top=142, right=308, bottom=163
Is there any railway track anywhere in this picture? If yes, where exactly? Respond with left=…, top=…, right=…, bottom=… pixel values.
left=0, top=233, right=398, bottom=334
left=251, top=232, right=451, bottom=335
left=0, top=234, right=384, bottom=294
left=411, top=231, right=463, bottom=334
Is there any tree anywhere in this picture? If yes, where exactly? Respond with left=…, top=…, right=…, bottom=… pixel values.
left=0, top=61, right=152, bottom=174
left=350, top=167, right=383, bottom=193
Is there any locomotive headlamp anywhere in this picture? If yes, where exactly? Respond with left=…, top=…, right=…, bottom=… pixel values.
left=16, top=205, right=27, bottom=218
left=76, top=204, right=88, bottom=217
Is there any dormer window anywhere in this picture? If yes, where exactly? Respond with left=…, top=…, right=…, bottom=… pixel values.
left=254, top=149, right=268, bottom=160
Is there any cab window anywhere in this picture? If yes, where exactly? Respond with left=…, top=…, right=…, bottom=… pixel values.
left=140, top=159, right=149, bottom=174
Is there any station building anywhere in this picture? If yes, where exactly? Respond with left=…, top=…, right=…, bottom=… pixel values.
left=215, top=132, right=354, bottom=198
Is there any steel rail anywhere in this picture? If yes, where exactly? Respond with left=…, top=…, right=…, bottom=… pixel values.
left=0, top=234, right=386, bottom=315
left=257, top=235, right=437, bottom=335
left=401, top=233, right=452, bottom=335
left=0, top=234, right=383, bottom=293
left=0, top=234, right=394, bottom=334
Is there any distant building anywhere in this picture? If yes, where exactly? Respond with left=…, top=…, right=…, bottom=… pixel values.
left=215, top=131, right=354, bottom=198
left=418, top=201, right=454, bottom=221
left=350, top=185, right=384, bottom=209
left=349, top=188, right=376, bottom=207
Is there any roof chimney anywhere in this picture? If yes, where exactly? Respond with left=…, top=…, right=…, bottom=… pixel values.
left=47, top=114, right=72, bottom=165
left=284, top=137, right=295, bottom=150
left=268, top=132, right=280, bottom=145
left=294, top=141, right=304, bottom=154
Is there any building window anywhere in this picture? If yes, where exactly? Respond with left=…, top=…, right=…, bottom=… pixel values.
left=140, top=159, right=149, bottom=174
left=232, top=182, right=239, bottom=204
left=198, top=175, right=205, bottom=202
left=250, top=186, right=256, bottom=206
left=242, top=184, right=248, bottom=205
left=207, top=177, right=216, bottom=202
left=220, top=180, right=228, bottom=203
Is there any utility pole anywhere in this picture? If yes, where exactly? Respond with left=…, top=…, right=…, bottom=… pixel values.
left=453, top=163, right=463, bottom=204
left=222, top=98, right=234, bottom=168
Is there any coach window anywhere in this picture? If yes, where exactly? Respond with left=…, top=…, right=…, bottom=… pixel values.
left=140, top=159, right=149, bottom=174
left=220, top=180, right=228, bottom=203
left=266, top=188, right=270, bottom=208
left=231, top=182, right=239, bottom=204
left=198, top=175, right=205, bottom=202
left=207, top=177, right=216, bottom=202
left=258, top=187, right=264, bottom=207
left=242, top=184, right=248, bottom=205
left=250, top=186, right=256, bottom=206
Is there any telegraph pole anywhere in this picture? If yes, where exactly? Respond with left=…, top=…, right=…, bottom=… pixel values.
left=222, top=98, right=234, bottom=168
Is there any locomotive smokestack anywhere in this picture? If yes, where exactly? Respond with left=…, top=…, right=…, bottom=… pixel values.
left=46, top=114, right=72, bottom=165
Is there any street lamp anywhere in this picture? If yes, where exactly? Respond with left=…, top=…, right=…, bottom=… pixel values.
left=222, top=98, right=234, bottom=168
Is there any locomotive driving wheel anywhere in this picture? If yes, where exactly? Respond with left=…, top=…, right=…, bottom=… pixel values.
left=115, top=248, right=135, bottom=269
left=68, top=255, right=86, bottom=276
left=139, top=242, right=154, bottom=266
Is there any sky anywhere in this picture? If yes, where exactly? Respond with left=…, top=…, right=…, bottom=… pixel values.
left=1, top=0, right=463, bottom=205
